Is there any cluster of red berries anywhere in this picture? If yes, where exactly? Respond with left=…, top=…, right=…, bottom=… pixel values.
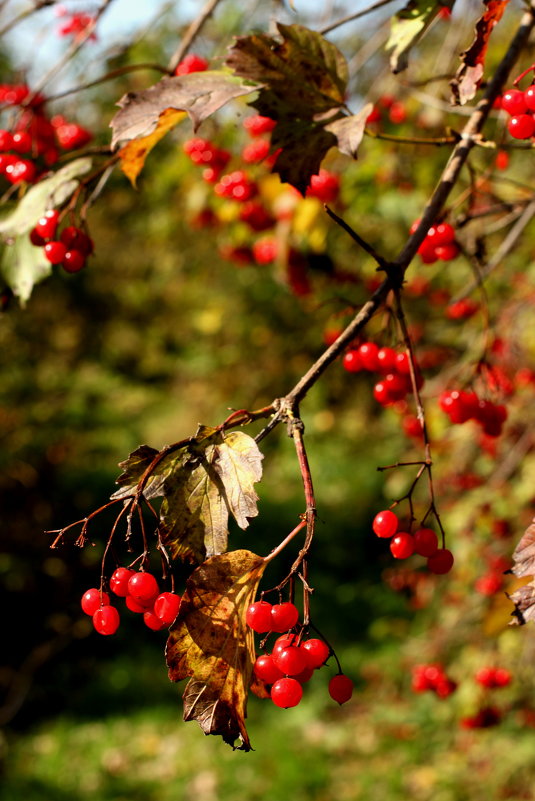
left=500, top=85, right=535, bottom=139
left=475, top=666, right=512, bottom=688
left=342, top=341, right=423, bottom=407
left=81, top=568, right=181, bottom=635
left=246, top=600, right=353, bottom=708
left=29, top=211, right=93, bottom=273
left=446, top=298, right=479, bottom=320
left=439, top=389, right=507, bottom=437
left=183, top=137, right=231, bottom=184
left=411, top=220, right=459, bottom=264
left=0, top=83, right=92, bottom=185
left=366, top=94, right=408, bottom=126
left=372, top=509, right=454, bottom=573
left=411, top=663, right=457, bottom=698
left=56, top=10, right=97, bottom=41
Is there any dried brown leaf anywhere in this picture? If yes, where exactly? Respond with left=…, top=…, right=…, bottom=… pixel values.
left=508, top=519, right=535, bottom=625
left=118, top=108, right=187, bottom=186
left=166, top=549, right=268, bottom=750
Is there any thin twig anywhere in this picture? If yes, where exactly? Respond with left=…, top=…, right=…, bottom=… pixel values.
left=167, top=0, right=224, bottom=73
left=319, top=0, right=399, bottom=34
left=46, top=63, right=170, bottom=102
left=324, top=205, right=389, bottom=268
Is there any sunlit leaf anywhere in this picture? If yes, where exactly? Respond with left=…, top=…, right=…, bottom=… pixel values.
left=166, top=549, right=268, bottom=750
left=386, top=0, right=444, bottom=74
left=212, top=431, right=263, bottom=528
left=325, top=105, right=372, bottom=158
left=451, top=0, right=509, bottom=104
left=0, top=235, right=51, bottom=305
left=110, top=72, right=256, bottom=149
left=0, top=158, right=93, bottom=238
left=118, top=108, right=187, bottom=187
left=111, top=444, right=166, bottom=500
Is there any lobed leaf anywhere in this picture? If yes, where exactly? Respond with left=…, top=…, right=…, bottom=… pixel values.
left=166, top=549, right=268, bottom=750
left=451, top=0, right=509, bottom=105
left=110, top=71, right=257, bottom=150
left=386, top=0, right=445, bottom=74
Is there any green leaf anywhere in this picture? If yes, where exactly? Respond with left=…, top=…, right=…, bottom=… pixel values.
left=166, top=549, right=268, bottom=750
left=110, top=72, right=257, bottom=149
left=1, top=235, right=52, bottom=304
left=0, top=158, right=93, bottom=238
left=386, top=0, right=442, bottom=74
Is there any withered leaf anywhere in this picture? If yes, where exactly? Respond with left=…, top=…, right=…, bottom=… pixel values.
left=111, top=444, right=164, bottom=500
left=118, top=108, right=187, bottom=186
left=386, top=0, right=445, bottom=74
left=110, top=71, right=257, bottom=149
left=166, top=549, right=268, bottom=750
left=325, top=106, right=372, bottom=158
left=270, top=121, right=337, bottom=196
left=159, top=429, right=263, bottom=564
left=508, top=519, right=535, bottom=625
left=451, top=0, right=509, bottom=105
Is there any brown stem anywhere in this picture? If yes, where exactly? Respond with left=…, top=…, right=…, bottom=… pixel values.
left=324, top=206, right=389, bottom=268
left=319, top=0, right=398, bottom=34
left=167, top=0, right=224, bottom=73
left=45, top=63, right=171, bottom=102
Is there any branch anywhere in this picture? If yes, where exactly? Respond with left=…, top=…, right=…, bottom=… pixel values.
left=167, top=0, right=224, bottom=73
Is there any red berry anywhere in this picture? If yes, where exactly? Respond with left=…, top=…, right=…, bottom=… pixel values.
left=328, top=674, right=353, bottom=704
left=110, top=567, right=135, bottom=597
left=413, top=528, right=439, bottom=557
left=358, top=342, right=380, bottom=371
left=427, top=548, right=454, bottom=574
left=55, top=122, right=92, bottom=150
left=271, top=602, right=299, bottom=633
left=12, top=130, right=32, bottom=153
left=29, top=228, right=46, bottom=246
left=35, top=210, right=60, bottom=240
left=495, top=150, right=509, bottom=170
left=272, top=633, right=299, bottom=656
left=92, top=604, right=120, bottom=635
left=372, top=510, right=398, bottom=538
left=127, top=571, right=159, bottom=603
left=273, top=645, right=307, bottom=676
left=44, top=241, right=67, bottom=264
left=143, top=610, right=166, bottom=631
left=242, top=140, right=270, bottom=164
left=508, top=114, right=535, bottom=139
left=342, top=350, right=363, bottom=373
left=81, top=588, right=110, bottom=616
left=0, top=130, right=13, bottom=150
left=243, top=115, right=276, bottom=137
left=389, top=101, right=407, bottom=124
left=376, top=347, right=397, bottom=373
left=293, top=665, right=315, bottom=684
left=174, top=53, right=208, bottom=75
left=153, top=592, right=181, bottom=625
left=390, top=532, right=415, bottom=559
left=435, top=243, right=459, bottom=261
left=306, top=170, right=340, bottom=204
left=63, top=249, right=86, bottom=273
left=252, top=238, right=277, bottom=265
left=254, top=654, right=284, bottom=684
left=301, top=638, right=330, bottom=668
left=271, top=677, right=303, bottom=708
left=475, top=572, right=502, bottom=595
left=245, top=600, right=273, bottom=633
left=524, top=85, right=535, bottom=112
left=60, top=226, right=93, bottom=255
left=502, top=89, right=527, bottom=115
left=125, top=594, right=147, bottom=613
left=5, top=158, right=36, bottom=183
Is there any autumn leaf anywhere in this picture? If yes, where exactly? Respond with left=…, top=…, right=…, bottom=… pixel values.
left=159, top=428, right=263, bottom=564
left=325, top=106, right=372, bottom=158
left=110, top=71, right=256, bottom=150
left=386, top=0, right=445, bottom=74
left=508, top=519, right=535, bottom=625
left=166, top=549, right=268, bottom=750
left=0, top=234, right=51, bottom=305
left=451, top=0, right=509, bottom=104
left=111, top=444, right=167, bottom=500
left=118, top=108, right=187, bottom=187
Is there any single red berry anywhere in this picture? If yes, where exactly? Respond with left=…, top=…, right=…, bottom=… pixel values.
left=29, top=228, right=46, bottom=246
left=271, top=677, right=303, bottom=708
left=271, top=602, right=299, bottom=633
left=246, top=600, right=273, bottom=633
left=502, top=89, right=527, bottom=115
left=35, top=210, right=60, bottom=240
left=92, top=604, right=120, bottom=635
left=254, top=654, right=284, bottom=684
left=524, top=85, right=535, bottom=111
left=372, top=510, right=398, bottom=538
left=243, top=115, right=276, bottom=137
left=63, top=249, right=86, bottom=273
left=328, top=674, right=353, bottom=704
left=174, top=53, right=208, bottom=75
left=301, top=638, right=330, bottom=669
left=384, top=372, right=410, bottom=401
left=0, top=153, right=17, bottom=173
left=475, top=572, right=502, bottom=595
left=110, top=567, right=136, bottom=597
left=125, top=594, right=147, bottom=613
left=153, top=592, right=181, bottom=625
left=127, top=571, right=159, bottom=603
left=12, top=130, right=32, bottom=153
left=494, top=668, right=512, bottom=687
left=293, top=665, right=315, bottom=683
left=435, top=243, right=459, bottom=261
left=306, top=170, right=340, bottom=204
left=389, top=101, right=407, bottom=124
left=358, top=342, right=380, bottom=371
left=376, top=347, right=397, bottom=373
left=81, top=588, right=110, bottom=615
left=272, top=632, right=299, bottom=656
left=143, top=610, right=166, bottom=631
left=242, top=140, right=270, bottom=164
left=55, top=122, right=92, bottom=150
left=508, top=114, right=535, bottom=139
left=427, top=548, right=454, bottom=574
left=0, top=130, right=13, bottom=150
left=342, top=350, right=363, bottom=373
left=252, top=238, right=277, bottom=264
left=60, top=226, right=93, bottom=255
left=390, top=532, right=415, bottom=559
left=273, top=645, right=307, bottom=676
left=44, top=241, right=67, bottom=264
left=373, top=380, right=391, bottom=405
left=413, top=528, right=439, bottom=557
left=495, top=150, right=509, bottom=170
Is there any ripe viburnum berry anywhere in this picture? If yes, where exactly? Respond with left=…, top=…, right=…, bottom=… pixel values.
left=301, top=638, right=330, bottom=669
left=246, top=600, right=273, bottom=632
left=270, top=602, right=299, bottom=633
left=243, top=115, right=276, bottom=137
left=306, top=170, right=340, bottom=204
left=44, top=241, right=67, bottom=264
left=328, top=674, right=353, bottom=704
left=110, top=567, right=135, bottom=597
left=413, top=528, right=439, bottom=557
left=427, top=548, right=454, bottom=574
left=81, top=588, right=110, bottom=615
left=342, top=350, right=363, bottom=373
left=35, top=210, right=60, bottom=240
left=63, top=249, right=86, bottom=273
left=254, top=654, right=284, bottom=684
left=390, top=532, right=415, bottom=559
left=93, top=605, right=120, bottom=635
left=143, top=610, right=166, bottom=631
left=270, top=677, right=303, bottom=708
left=273, top=645, right=307, bottom=676
left=174, top=53, right=208, bottom=75
left=153, top=592, right=181, bottom=625
left=5, top=158, right=36, bottom=183
left=127, top=571, right=159, bottom=603
left=372, top=510, right=399, bottom=538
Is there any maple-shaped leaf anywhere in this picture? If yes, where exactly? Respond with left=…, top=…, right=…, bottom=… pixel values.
left=451, top=0, right=508, bottom=105
left=269, top=122, right=337, bottom=196
left=386, top=0, right=447, bottom=74
left=508, top=519, right=535, bottom=625
left=166, top=549, right=269, bottom=750
left=110, top=71, right=256, bottom=150
left=118, top=108, right=187, bottom=187
left=159, top=428, right=263, bottom=564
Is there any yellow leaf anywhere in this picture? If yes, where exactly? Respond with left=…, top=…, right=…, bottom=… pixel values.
left=118, top=108, right=186, bottom=187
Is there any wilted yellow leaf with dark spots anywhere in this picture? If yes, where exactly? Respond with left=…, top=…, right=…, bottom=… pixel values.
left=166, top=549, right=268, bottom=750
left=118, top=108, right=186, bottom=186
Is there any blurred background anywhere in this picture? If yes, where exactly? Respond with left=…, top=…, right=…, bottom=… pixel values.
left=2, top=1, right=535, bottom=799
